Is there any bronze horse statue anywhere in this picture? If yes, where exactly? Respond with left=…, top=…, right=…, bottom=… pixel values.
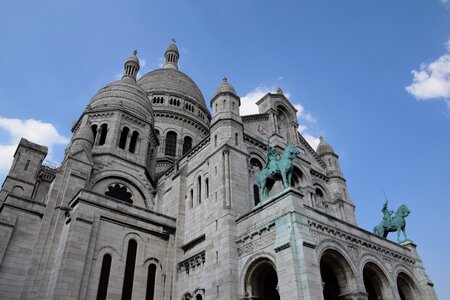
left=373, top=202, right=410, bottom=242
left=256, top=144, right=299, bottom=201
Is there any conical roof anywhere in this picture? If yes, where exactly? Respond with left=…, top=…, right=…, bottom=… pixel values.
left=316, top=136, right=335, bottom=156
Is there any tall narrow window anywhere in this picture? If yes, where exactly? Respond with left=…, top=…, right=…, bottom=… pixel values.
left=119, top=127, right=129, bottom=149
left=197, top=176, right=202, bottom=204
left=235, top=133, right=238, bottom=145
left=165, top=131, right=177, bottom=156
left=97, top=254, right=112, bottom=300
left=91, top=124, right=98, bottom=143
left=145, top=264, right=156, bottom=300
left=253, top=185, right=260, bottom=206
left=99, top=124, right=108, bottom=145
left=214, top=135, right=217, bottom=147
left=24, top=160, right=30, bottom=171
left=205, top=178, right=209, bottom=198
left=129, top=131, right=139, bottom=153
left=196, top=295, right=203, bottom=300
left=122, top=240, right=137, bottom=300
left=182, top=136, right=193, bottom=155
left=190, top=189, right=194, bottom=208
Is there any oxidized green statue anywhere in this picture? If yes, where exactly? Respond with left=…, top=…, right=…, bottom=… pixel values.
left=256, top=144, right=299, bottom=201
left=373, top=201, right=410, bottom=243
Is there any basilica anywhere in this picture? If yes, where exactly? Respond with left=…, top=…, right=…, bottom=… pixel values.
left=0, top=42, right=437, bottom=299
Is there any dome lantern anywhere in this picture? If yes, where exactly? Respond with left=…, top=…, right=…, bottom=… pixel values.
left=163, top=39, right=180, bottom=70
left=122, top=50, right=140, bottom=82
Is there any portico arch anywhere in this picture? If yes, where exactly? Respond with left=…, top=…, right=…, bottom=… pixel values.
left=320, top=249, right=357, bottom=300
left=363, top=262, right=394, bottom=300
left=244, top=258, right=279, bottom=300
left=397, top=272, right=421, bottom=300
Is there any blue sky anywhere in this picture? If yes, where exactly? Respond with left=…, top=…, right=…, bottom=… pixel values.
left=1, top=0, right=449, bottom=297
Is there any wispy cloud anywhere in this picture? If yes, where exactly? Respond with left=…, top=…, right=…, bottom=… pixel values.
left=239, top=85, right=320, bottom=150
left=405, top=38, right=450, bottom=108
left=0, top=117, right=68, bottom=175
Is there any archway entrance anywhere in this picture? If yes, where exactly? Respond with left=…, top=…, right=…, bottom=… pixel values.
left=244, top=258, right=280, bottom=300
left=397, top=272, right=420, bottom=300
left=363, top=262, right=393, bottom=300
left=320, top=249, right=356, bottom=300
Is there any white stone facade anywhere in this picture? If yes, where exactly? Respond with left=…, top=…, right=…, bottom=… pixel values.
left=0, top=43, right=437, bottom=300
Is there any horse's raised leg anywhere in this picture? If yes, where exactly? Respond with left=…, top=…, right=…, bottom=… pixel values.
left=402, top=227, right=407, bottom=241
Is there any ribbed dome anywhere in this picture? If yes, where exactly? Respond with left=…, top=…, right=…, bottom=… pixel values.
left=215, top=77, right=237, bottom=96
left=316, top=136, right=335, bottom=156
left=138, top=68, right=208, bottom=110
left=89, top=80, right=153, bottom=120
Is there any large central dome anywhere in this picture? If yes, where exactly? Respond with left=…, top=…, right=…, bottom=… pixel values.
left=138, top=68, right=207, bottom=110
left=136, top=41, right=211, bottom=175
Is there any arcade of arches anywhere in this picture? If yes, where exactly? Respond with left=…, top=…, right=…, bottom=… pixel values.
left=319, top=249, right=421, bottom=300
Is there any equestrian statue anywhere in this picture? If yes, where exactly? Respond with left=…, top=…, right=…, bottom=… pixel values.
left=373, top=200, right=410, bottom=243
left=256, top=144, right=299, bottom=201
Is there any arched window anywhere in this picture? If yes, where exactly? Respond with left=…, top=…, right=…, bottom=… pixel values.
left=119, top=127, right=129, bottom=149
left=183, top=136, right=193, bottom=155
left=129, top=131, right=139, bottom=153
left=165, top=131, right=177, bottom=156
left=105, top=183, right=133, bottom=204
left=91, top=124, right=98, bottom=143
left=24, top=160, right=30, bottom=171
left=214, top=135, right=217, bottom=147
left=196, top=295, right=203, bottom=300
left=99, top=124, right=108, bottom=146
left=96, top=254, right=112, bottom=300
left=205, top=178, right=209, bottom=198
left=253, top=185, right=260, bottom=206
left=250, top=158, right=263, bottom=172
left=190, top=189, right=194, bottom=208
left=197, top=176, right=202, bottom=204
left=235, top=133, right=238, bottom=145
left=122, top=240, right=137, bottom=300
left=145, top=264, right=156, bottom=300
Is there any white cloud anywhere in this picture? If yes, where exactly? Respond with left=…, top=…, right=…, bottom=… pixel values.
left=439, top=0, right=449, bottom=4
left=405, top=38, right=450, bottom=107
left=0, top=117, right=68, bottom=175
left=240, top=85, right=320, bottom=150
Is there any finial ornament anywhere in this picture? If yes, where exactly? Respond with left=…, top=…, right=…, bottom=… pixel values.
left=276, top=87, right=283, bottom=94
left=133, top=50, right=138, bottom=55
left=171, top=38, right=176, bottom=43
left=223, top=77, right=228, bottom=83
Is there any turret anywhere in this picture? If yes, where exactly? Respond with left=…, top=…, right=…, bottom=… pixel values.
left=316, top=136, right=343, bottom=178
left=316, top=136, right=356, bottom=224
left=210, top=77, right=241, bottom=125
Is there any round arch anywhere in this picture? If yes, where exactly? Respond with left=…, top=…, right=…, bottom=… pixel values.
left=319, top=248, right=358, bottom=300
left=396, top=271, right=422, bottom=300
left=243, top=257, right=279, bottom=300
left=362, top=261, right=394, bottom=300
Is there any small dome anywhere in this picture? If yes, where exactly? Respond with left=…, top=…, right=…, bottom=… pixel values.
left=125, top=50, right=139, bottom=65
left=73, top=123, right=94, bottom=145
left=316, top=136, right=335, bottom=156
left=89, top=80, right=153, bottom=120
left=165, top=42, right=179, bottom=54
left=215, top=77, right=237, bottom=96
